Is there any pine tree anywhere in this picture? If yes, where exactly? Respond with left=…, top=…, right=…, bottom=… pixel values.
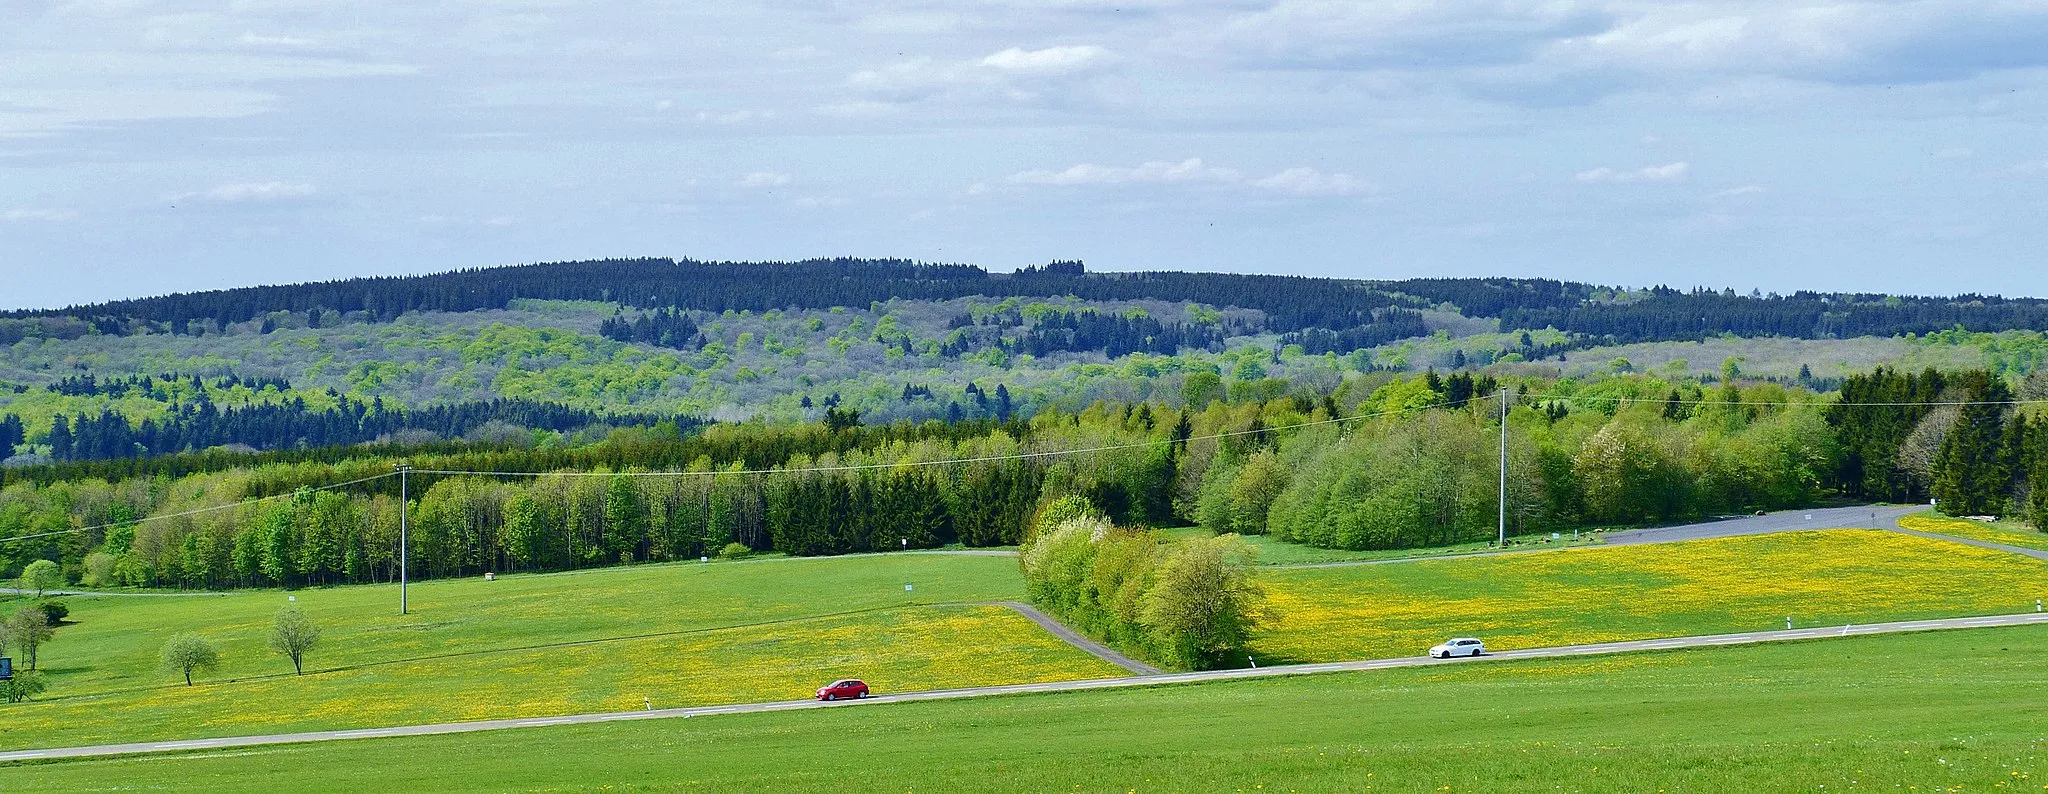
left=1933, top=373, right=2014, bottom=516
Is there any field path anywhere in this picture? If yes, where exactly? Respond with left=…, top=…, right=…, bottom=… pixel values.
left=6, top=610, right=2044, bottom=764
left=981, top=601, right=1162, bottom=675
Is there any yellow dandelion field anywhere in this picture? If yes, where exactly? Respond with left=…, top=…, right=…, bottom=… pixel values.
left=1254, top=529, right=2048, bottom=664
left=0, top=604, right=1123, bottom=751
left=1898, top=512, right=2048, bottom=552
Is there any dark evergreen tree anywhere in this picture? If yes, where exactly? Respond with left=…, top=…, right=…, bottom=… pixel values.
left=1933, top=372, right=2014, bottom=516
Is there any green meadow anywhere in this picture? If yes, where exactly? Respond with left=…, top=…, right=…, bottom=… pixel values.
left=6, top=624, right=2045, bottom=792
left=0, top=553, right=1122, bottom=750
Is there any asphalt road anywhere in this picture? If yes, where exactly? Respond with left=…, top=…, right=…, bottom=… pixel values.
left=1602, top=504, right=1919, bottom=545
left=1276, top=505, right=1926, bottom=569
left=7, top=609, right=2046, bottom=764
left=985, top=601, right=1162, bottom=675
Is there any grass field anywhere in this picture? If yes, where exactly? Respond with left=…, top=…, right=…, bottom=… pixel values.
left=1169, top=527, right=1605, bottom=566
left=0, top=554, right=1122, bottom=750
left=1252, top=528, right=2048, bottom=663
left=1899, top=511, right=2048, bottom=552
left=5, top=624, right=2045, bottom=792
left=9, top=526, right=2045, bottom=754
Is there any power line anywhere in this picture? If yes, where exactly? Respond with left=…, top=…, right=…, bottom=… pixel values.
left=7, top=385, right=2039, bottom=545
left=407, top=395, right=1487, bottom=480
left=0, top=471, right=399, bottom=545
left=1529, top=393, right=2048, bottom=408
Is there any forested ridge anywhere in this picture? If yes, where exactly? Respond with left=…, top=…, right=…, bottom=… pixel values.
left=5, top=365, right=2045, bottom=593
left=14, top=258, right=2048, bottom=350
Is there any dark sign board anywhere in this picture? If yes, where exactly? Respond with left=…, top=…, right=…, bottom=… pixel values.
left=0, top=656, right=12, bottom=680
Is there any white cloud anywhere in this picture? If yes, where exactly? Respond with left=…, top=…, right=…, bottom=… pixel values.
left=1576, top=161, right=1689, bottom=183
left=1010, top=158, right=1240, bottom=186
left=979, top=45, right=1113, bottom=76
left=235, top=33, right=318, bottom=50
left=176, top=182, right=318, bottom=203
left=1009, top=159, right=1371, bottom=198
left=739, top=172, right=793, bottom=188
left=1253, top=167, right=1372, bottom=197
left=696, top=109, right=772, bottom=125
left=1710, top=184, right=1766, bottom=198
left=847, top=44, right=1118, bottom=105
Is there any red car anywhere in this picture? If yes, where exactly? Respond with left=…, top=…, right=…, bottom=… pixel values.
left=816, top=679, right=870, bottom=701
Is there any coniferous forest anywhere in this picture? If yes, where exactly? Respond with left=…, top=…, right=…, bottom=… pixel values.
left=4, top=258, right=2048, bottom=592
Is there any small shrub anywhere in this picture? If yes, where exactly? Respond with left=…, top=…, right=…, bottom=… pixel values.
left=36, top=599, right=68, bottom=625
left=1029, top=495, right=1099, bottom=543
left=718, top=542, right=751, bottom=560
left=2, top=670, right=47, bottom=703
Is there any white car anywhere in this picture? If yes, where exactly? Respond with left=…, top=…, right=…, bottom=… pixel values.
left=1428, top=638, right=1485, bottom=659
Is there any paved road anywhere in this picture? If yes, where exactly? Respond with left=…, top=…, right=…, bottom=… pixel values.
left=1603, top=504, right=1918, bottom=545
left=7, top=610, right=2046, bottom=764
left=1275, top=505, right=1922, bottom=570
left=985, top=601, right=1162, bottom=675
left=1888, top=524, right=2048, bottom=562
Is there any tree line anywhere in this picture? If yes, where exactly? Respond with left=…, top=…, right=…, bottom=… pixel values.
left=5, top=397, right=700, bottom=463
left=4, top=366, right=2045, bottom=591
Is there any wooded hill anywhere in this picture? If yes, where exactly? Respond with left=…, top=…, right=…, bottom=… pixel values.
left=14, top=258, right=2048, bottom=347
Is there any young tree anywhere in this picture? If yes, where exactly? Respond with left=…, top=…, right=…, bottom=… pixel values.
left=269, top=606, right=322, bottom=675
left=18, top=559, right=62, bottom=598
left=1, top=670, right=46, bottom=703
left=7, top=605, right=55, bottom=670
left=1139, top=534, right=1271, bottom=670
left=160, top=633, right=220, bottom=686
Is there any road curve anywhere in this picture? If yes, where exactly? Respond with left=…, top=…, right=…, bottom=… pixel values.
left=1602, top=504, right=1918, bottom=545
left=7, top=610, right=2046, bottom=764
left=982, top=601, right=1162, bottom=675
left=1277, top=505, right=1925, bottom=570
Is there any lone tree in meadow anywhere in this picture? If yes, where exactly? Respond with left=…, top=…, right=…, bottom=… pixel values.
left=269, top=606, right=322, bottom=675
left=18, top=559, right=62, bottom=598
left=6, top=605, right=54, bottom=671
left=161, top=634, right=220, bottom=686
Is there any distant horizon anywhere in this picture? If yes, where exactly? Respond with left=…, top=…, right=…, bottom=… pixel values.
left=7, top=4, right=2046, bottom=312
left=10, top=255, right=2044, bottom=315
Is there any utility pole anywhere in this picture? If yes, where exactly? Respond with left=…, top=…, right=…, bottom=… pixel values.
left=396, top=462, right=412, bottom=615
left=1498, top=388, right=1509, bottom=548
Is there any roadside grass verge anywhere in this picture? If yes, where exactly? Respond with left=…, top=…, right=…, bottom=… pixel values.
left=1253, top=528, right=2048, bottom=663
left=1899, top=511, right=2048, bottom=552
left=5, top=624, right=2045, bottom=791
left=0, top=555, right=1126, bottom=750
left=1163, top=526, right=1604, bottom=566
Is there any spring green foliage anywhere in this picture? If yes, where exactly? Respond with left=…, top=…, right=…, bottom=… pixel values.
left=1021, top=517, right=1269, bottom=670
left=5, top=605, right=53, bottom=670
left=8, top=626, right=2047, bottom=791
left=0, top=669, right=45, bottom=703
left=6, top=365, right=2048, bottom=593
left=160, top=633, right=220, bottom=686
left=269, top=607, right=321, bottom=675
left=17, top=559, right=61, bottom=597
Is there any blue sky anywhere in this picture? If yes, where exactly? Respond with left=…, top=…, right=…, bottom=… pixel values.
left=3, top=0, right=2045, bottom=310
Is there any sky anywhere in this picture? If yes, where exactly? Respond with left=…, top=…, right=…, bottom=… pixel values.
left=2, top=0, right=2046, bottom=311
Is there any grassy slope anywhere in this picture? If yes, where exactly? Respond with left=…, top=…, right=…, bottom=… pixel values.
left=9, top=528, right=2047, bottom=751
left=1253, top=528, right=2048, bottom=663
left=1899, top=511, right=2048, bottom=552
left=0, top=554, right=1124, bottom=750
left=1163, top=526, right=1604, bottom=566
left=6, top=625, right=2046, bottom=792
